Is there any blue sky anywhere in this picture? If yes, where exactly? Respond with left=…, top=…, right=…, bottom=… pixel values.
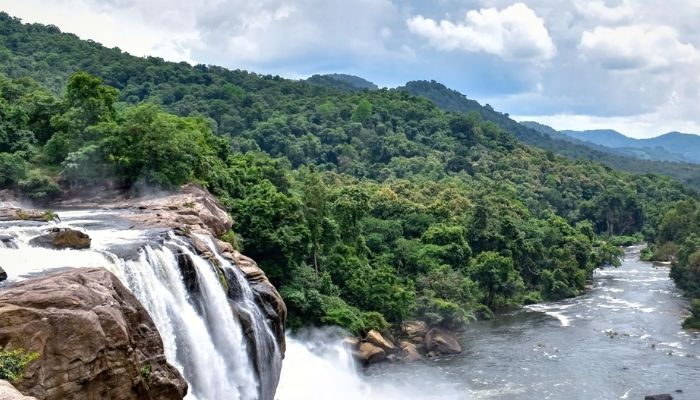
left=2, top=0, right=700, bottom=138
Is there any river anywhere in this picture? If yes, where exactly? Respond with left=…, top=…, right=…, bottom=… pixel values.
left=279, top=246, right=700, bottom=400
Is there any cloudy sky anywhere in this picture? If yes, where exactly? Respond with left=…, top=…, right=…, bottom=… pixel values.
left=2, top=0, right=699, bottom=138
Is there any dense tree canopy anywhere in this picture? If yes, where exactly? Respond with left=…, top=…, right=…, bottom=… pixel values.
left=0, top=13, right=695, bottom=334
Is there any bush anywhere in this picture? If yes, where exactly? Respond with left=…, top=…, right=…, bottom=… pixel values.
left=18, top=170, right=60, bottom=201
left=682, top=299, right=700, bottom=330
left=608, top=233, right=644, bottom=247
left=0, top=348, right=39, bottom=381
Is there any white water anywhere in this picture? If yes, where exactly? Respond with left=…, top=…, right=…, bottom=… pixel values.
left=0, top=212, right=279, bottom=400
left=276, top=330, right=465, bottom=400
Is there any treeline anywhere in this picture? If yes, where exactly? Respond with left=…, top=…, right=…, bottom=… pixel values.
left=646, top=200, right=700, bottom=328
left=0, top=14, right=693, bottom=333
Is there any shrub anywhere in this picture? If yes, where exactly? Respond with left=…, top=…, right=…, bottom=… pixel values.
left=682, top=299, right=700, bottom=330
left=0, top=348, right=39, bottom=381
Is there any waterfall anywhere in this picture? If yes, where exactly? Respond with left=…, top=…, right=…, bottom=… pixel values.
left=0, top=211, right=281, bottom=400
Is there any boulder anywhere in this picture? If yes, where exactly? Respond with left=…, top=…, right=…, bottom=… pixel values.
left=0, top=267, right=6, bottom=282
left=28, top=228, right=90, bottom=250
left=354, top=342, right=385, bottom=364
left=0, top=234, right=17, bottom=249
left=0, top=268, right=187, bottom=400
left=400, top=341, right=422, bottom=362
left=402, top=320, right=428, bottom=343
left=365, top=330, right=395, bottom=352
left=0, top=381, right=37, bottom=400
left=645, top=395, right=673, bottom=400
left=424, top=327, right=462, bottom=355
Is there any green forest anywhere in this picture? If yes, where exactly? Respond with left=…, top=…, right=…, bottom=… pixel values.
left=1, top=13, right=698, bottom=333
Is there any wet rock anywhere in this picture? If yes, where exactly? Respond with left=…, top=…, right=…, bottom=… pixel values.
left=400, top=341, right=422, bottom=362
left=123, top=183, right=232, bottom=236
left=365, top=330, right=396, bottom=352
left=424, top=327, right=462, bottom=355
left=28, top=228, right=91, bottom=250
left=0, top=268, right=187, bottom=400
left=342, top=336, right=360, bottom=350
left=226, top=250, right=287, bottom=354
left=0, top=266, right=6, bottom=282
left=0, top=381, right=37, bottom=399
left=355, top=342, right=386, bottom=364
left=0, top=234, right=18, bottom=249
left=644, top=395, right=673, bottom=400
left=0, top=208, right=57, bottom=223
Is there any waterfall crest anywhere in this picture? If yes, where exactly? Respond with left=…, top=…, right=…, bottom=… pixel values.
left=0, top=211, right=281, bottom=400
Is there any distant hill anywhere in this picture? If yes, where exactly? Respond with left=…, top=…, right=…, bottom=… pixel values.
left=398, top=80, right=700, bottom=188
left=305, top=74, right=379, bottom=92
left=556, top=129, right=700, bottom=164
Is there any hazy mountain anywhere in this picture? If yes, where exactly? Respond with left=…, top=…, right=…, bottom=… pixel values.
left=559, top=129, right=700, bottom=164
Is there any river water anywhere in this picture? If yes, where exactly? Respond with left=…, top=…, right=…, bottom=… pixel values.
left=280, top=246, right=700, bottom=400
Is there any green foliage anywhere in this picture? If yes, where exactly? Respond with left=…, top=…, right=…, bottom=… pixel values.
left=0, top=348, right=39, bottom=381
left=607, top=233, right=644, bottom=247
left=682, top=299, right=700, bottom=330
left=140, top=363, right=152, bottom=379
left=0, top=15, right=694, bottom=333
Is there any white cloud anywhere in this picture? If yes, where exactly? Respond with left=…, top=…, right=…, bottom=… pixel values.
left=574, top=0, right=634, bottom=22
left=406, top=3, right=556, bottom=62
left=579, top=24, right=700, bottom=71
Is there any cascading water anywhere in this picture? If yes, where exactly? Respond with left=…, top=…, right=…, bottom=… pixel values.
left=0, top=209, right=281, bottom=400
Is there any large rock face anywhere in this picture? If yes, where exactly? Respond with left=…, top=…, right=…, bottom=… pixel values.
left=0, top=268, right=187, bottom=400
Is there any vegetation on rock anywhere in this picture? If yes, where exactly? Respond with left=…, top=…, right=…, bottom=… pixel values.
left=0, top=349, right=39, bottom=381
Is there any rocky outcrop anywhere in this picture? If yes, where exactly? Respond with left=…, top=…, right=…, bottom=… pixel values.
left=0, top=267, right=6, bottom=282
left=28, top=228, right=91, bottom=250
left=0, top=208, right=56, bottom=223
left=0, top=381, right=37, bottom=400
left=424, top=327, right=462, bottom=355
left=122, top=184, right=233, bottom=236
left=0, top=268, right=187, bottom=400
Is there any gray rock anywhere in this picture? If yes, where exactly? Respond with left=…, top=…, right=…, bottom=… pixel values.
left=645, top=395, right=673, bottom=400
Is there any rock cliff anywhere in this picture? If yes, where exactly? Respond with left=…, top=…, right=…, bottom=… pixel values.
left=0, top=268, right=187, bottom=400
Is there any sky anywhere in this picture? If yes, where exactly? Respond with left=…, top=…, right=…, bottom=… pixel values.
left=1, top=0, right=700, bottom=138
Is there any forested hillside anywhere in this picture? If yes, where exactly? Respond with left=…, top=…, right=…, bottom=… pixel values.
left=401, top=80, right=700, bottom=188
left=0, top=13, right=693, bottom=333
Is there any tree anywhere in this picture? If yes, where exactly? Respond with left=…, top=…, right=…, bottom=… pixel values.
left=351, top=98, right=372, bottom=124
left=469, top=251, right=524, bottom=309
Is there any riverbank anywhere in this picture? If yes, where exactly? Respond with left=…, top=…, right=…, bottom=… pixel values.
left=285, top=248, right=699, bottom=399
